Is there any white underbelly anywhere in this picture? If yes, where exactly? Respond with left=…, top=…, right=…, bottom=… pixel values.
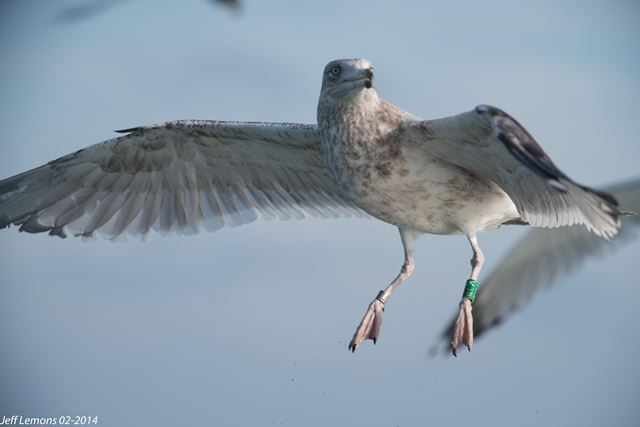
left=334, top=149, right=519, bottom=235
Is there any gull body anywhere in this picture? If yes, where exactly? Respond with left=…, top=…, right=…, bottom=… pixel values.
left=317, top=59, right=519, bottom=237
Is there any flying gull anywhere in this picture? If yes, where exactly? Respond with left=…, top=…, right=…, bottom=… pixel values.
left=0, top=58, right=626, bottom=356
left=437, top=177, right=640, bottom=352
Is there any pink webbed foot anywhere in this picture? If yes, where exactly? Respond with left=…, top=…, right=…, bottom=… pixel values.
left=348, top=299, right=385, bottom=352
left=450, top=298, right=473, bottom=357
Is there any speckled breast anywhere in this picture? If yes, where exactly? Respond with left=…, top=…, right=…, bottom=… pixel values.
left=321, top=124, right=517, bottom=236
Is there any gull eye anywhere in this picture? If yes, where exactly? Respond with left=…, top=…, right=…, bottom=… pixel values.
left=330, top=66, right=341, bottom=75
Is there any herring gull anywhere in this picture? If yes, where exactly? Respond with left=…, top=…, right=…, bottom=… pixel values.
left=0, top=58, right=628, bottom=356
left=436, top=177, right=640, bottom=351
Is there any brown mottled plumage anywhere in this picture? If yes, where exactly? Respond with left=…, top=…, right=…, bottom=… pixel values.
left=318, top=60, right=520, bottom=238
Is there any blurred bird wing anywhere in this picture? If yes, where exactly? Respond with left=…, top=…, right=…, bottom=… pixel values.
left=437, top=178, right=640, bottom=348
left=0, top=120, right=365, bottom=239
left=406, top=105, right=620, bottom=238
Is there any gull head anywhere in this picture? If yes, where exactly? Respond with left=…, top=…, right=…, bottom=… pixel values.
left=320, top=58, right=375, bottom=99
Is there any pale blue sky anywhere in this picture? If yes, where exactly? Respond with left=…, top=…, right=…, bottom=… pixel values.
left=1, top=1, right=639, bottom=426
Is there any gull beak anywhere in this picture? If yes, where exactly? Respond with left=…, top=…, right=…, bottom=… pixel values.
left=347, top=68, right=374, bottom=88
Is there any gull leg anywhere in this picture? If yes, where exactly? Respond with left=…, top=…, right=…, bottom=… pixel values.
left=451, top=234, right=484, bottom=357
left=348, top=228, right=416, bottom=352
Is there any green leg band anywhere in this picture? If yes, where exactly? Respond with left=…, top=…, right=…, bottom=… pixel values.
left=463, top=279, right=478, bottom=302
